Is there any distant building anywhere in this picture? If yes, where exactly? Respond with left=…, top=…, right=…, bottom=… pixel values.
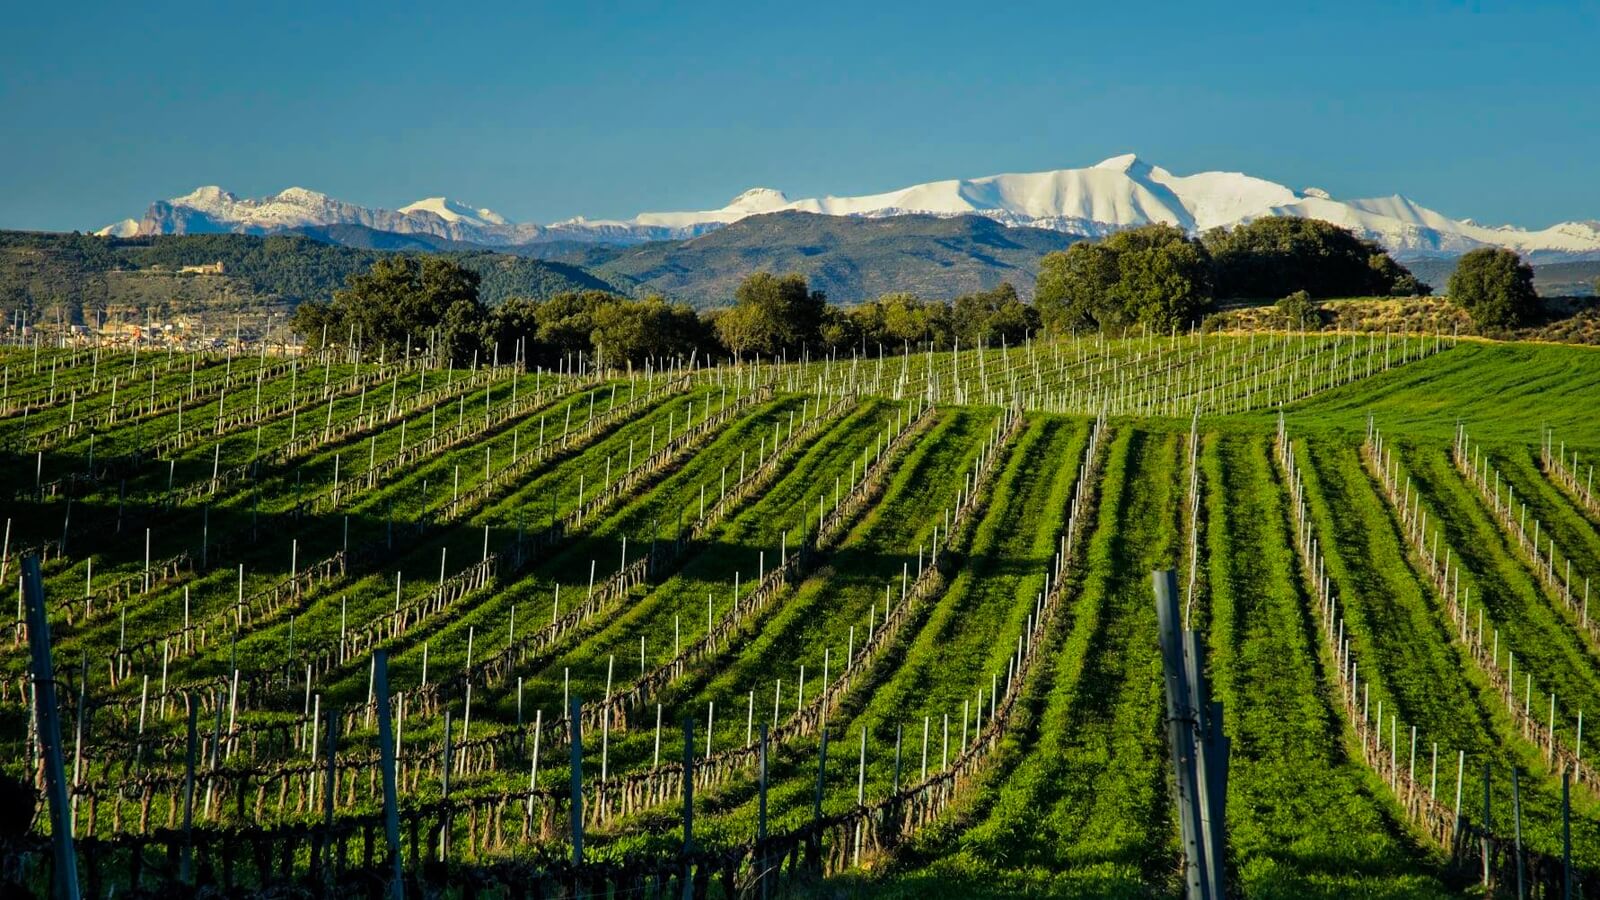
left=179, top=262, right=225, bottom=275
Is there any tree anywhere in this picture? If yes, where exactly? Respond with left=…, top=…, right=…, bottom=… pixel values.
left=1033, top=226, right=1211, bottom=333
left=951, top=282, right=1037, bottom=347
left=714, top=272, right=827, bottom=358
left=872, top=292, right=953, bottom=349
left=817, top=305, right=860, bottom=351
left=530, top=291, right=616, bottom=356
left=481, top=291, right=711, bottom=370
left=1447, top=248, right=1537, bottom=329
left=291, top=255, right=486, bottom=364
left=1276, top=290, right=1316, bottom=327
left=1392, top=271, right=1433, bottom=297
left=1368, top=253, right=1433, bottom=297
left=1035, top=243, right=1121, bottom=334
left=590, top=296, right=709, bottom=367
left=482, top=296, right=544, bottom=365
left=1104, top=224, right=1213, bottom=331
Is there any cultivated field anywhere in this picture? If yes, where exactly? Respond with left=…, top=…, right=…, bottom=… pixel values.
left=4, top=329, right=1600, bottom=897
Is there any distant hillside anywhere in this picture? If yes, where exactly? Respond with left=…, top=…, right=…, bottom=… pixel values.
left=283, top=223, right=481, bottom=252
left=0, top=230, right=620, bottom=324
left=1405, top=257, right=1600, bottom=297
left=557, top=211, right=1081, bottom=306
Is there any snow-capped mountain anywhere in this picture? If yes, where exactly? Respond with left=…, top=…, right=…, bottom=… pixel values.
left=96, top=155, right=1600, bottom=260
left=100, top=185, right=719, bottom=246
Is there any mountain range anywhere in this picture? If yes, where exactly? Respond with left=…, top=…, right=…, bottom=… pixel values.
left=569, top=211, right=1079, bottom=304
left=97, top=154, right=1600, bottom=261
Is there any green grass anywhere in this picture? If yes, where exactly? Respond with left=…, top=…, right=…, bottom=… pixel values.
left=1296, top=437, right=1600, bottom=865
left=674, top=415, right=1089, bottom=842
left=1240, top=341, right=1600, bottom=449
left=1204, top=433, right=1448, bottom=898
left=1400, top=443, right=1600, bottom=732
left=866, top=427, right=1174, bottom=897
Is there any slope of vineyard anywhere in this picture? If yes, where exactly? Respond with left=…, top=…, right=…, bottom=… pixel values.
left=5, top=329, right=1600, bottom=897
left=1204, top=433, right=1447, bottom=897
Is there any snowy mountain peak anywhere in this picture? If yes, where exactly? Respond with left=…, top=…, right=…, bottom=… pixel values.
left=1092, top=153, right=1146, bottom=172
left=726, top=188, right=790, bottom=212
left=274, top=187, right=332, bottom=203
left=93, top=218, right=140, bottom=237
left=399, top=197, right=510, bottom=227
left=174, top=185, right=237, bottom=207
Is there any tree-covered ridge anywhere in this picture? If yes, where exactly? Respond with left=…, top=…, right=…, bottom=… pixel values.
left=0, top=230, right=619, bottom=324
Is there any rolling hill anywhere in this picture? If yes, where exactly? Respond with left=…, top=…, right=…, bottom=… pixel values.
left=0, top=231, right=620, bottom=323
left=560, top=211, right=1081, bottom=306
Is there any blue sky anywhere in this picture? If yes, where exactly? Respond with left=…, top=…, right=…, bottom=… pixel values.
left=1, top=1, right=1596, bottom=232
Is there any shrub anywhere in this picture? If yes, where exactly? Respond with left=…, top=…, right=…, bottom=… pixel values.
left=1276, top=290, right=1316, bottom=326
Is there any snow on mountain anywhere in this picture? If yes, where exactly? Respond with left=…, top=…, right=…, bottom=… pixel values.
left=632, top=188, right=792, bottom=229
left=93, top=218, right=140, bottom=237
left=624, top=154, right=1599, bottom=259
left=398, top=197, right=509, bottom=227
left=98, top=155, right=1600, bottom=260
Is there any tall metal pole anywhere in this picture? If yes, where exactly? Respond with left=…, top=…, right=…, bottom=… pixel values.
left=22, top=555, right=80, bottom=900
left=1184, top=628, right=1228, bottom=900
left=1154, top=570, right=1207, bottom=899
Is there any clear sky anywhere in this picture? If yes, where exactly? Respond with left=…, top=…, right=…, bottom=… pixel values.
left=2, top=0, right=1596, bottom=233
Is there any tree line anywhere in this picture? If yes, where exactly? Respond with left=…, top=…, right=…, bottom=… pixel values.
left=290, top=216, right=1544, bottom=366
left=290, top=259, right=1044, bottom=367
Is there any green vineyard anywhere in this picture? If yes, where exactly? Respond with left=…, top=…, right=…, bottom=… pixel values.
left=5, top=329, right=1600, bottom=898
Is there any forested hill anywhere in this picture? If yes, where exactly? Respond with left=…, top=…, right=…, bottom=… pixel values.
left=0, top=230, right=620, bottom=322
left=553, top=211, right=1081, bottom=306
